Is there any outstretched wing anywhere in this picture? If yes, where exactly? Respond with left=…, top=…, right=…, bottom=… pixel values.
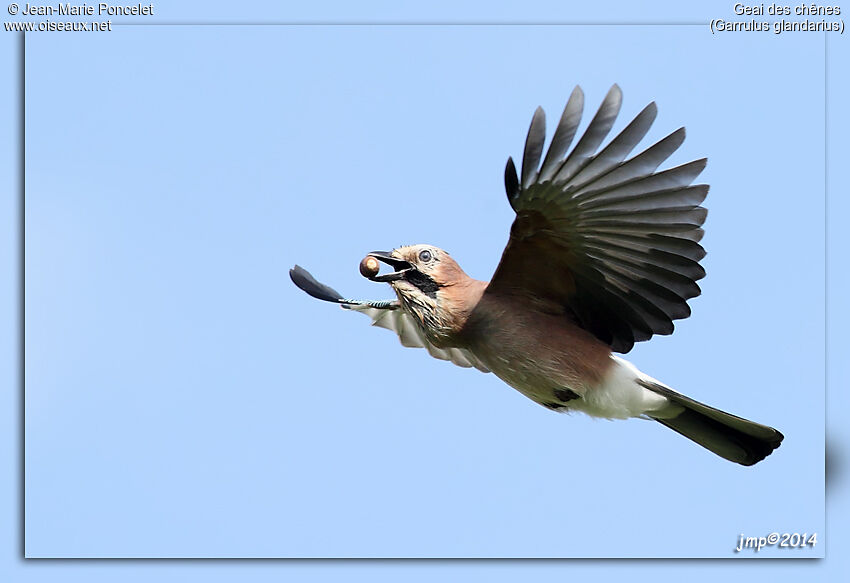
left=290, top=265, right=490, bottom=372
left=489, top=85, right=708, bottom=353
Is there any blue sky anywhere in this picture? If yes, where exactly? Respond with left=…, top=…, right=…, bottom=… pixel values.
left=2, top=0, right=848, bottom=580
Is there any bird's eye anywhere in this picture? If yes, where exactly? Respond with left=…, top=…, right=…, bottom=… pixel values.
left=418, top=249, right=433, bottom=263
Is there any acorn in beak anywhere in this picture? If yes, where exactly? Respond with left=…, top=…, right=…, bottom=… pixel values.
left=363, top=251, right=414, bottom=282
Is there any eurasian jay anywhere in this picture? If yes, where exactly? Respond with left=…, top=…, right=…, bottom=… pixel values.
left=291, top=85, right=783, bottom=466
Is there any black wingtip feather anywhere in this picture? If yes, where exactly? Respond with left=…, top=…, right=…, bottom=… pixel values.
left=289, top=265, right=345, bottom=303
left=504, top=156, right=520, bottom=206
left=605, top=84, right=623, bottom=110
left=692, top=157, right=708, bottom=174
left=539, top=86, right=586, bottom=181
left=521, top=107, right=547, bottom=189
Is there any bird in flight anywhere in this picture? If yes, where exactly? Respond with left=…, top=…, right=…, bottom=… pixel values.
left=290, top=85, right=783, bottom=466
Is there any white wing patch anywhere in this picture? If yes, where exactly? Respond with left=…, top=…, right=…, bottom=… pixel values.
left=346, top=304, right=490, bottom=373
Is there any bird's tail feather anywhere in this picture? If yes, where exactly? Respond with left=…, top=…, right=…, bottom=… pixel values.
left=638, top=379, right=783, bottom=466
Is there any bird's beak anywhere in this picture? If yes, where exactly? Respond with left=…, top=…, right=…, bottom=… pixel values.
left=367, top=251, right=414, bottom=282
